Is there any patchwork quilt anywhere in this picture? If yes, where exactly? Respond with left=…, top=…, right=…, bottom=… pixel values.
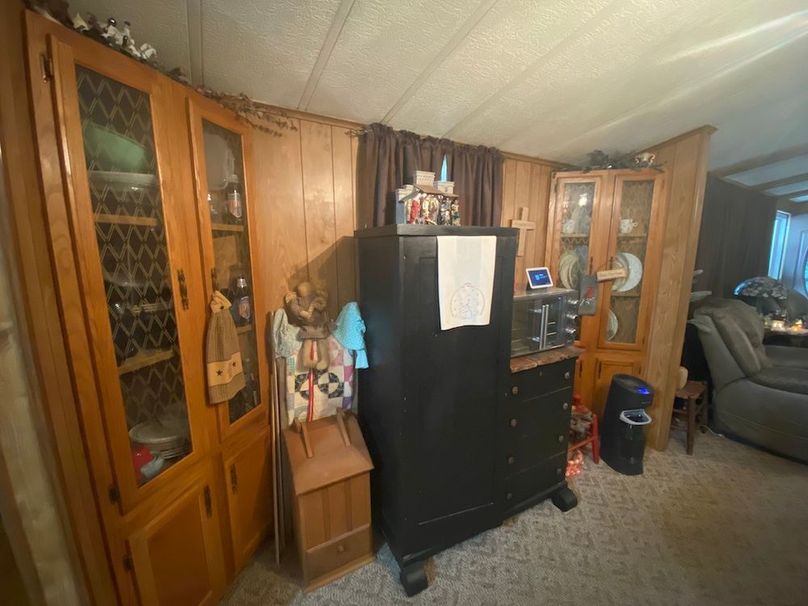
left=285, top=335, right=354, bottom=426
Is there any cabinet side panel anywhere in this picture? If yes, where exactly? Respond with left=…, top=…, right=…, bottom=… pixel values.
left=356, top=235, right=405, bottom=541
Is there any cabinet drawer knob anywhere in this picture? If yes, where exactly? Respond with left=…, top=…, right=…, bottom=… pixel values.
left=506, top=492, right=513, bottom=501
left=564, top=371, right=571, bottom=380
left=557, top=467, right=564, bottom=476
left=507, top=455, right=515, bottom=465
left=511, top=386, right=519, bottom=396
left=336, top=544, right=345, bottom=554
left=509, top=418, right=518, bottom=428
left=557, top=435, right=565, bottom=443
left=562, top=401, right=569, bottom=411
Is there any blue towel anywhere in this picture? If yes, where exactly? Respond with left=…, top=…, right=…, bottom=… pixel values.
left=271, top=309, right=300, bottom=358
left=332, top=302, right=369, bottom=369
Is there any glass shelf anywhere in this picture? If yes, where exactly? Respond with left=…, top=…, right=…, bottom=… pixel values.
left=118, top=348, right=175, bottom=375
left=211, top=222, right=245, bottom=233
left=95, top=213, right=160, bottom=227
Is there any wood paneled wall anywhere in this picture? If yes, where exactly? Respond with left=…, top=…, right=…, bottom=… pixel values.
left=500, top=155, right=561, bottom=288
left=251, top=115, right=359, bottom=319
left=643, top=127, right=715, bottom=449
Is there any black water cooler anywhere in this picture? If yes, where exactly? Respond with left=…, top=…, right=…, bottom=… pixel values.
left=601, top=374, right=654, bottom=475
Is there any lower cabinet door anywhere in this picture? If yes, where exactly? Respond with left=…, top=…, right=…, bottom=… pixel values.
left=223, top=427, right=272, bottom=572
left=127, top=473, right=225, bottom=606
left=593, top=355, right=642, bottom=414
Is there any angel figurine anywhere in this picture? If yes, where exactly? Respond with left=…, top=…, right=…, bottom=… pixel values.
left=284, top=281, right=330, bottom=370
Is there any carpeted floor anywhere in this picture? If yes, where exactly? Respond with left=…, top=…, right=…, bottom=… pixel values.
left=221, top=432, right=808, bottom=605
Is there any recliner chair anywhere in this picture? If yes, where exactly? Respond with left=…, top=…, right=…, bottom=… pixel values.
left=691, top=299, right=808, bottom=462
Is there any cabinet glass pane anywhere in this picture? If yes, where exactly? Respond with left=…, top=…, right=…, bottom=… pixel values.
left=76, top=66, right=191, bottom=485
left=607, top=179, right=655, bottom=344
left=201, top=120, right=260, bottom=423
left=557, top=181, right=595, bottom=291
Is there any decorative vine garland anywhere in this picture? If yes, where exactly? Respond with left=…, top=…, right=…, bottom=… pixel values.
left=27, top=0, right=297, bottom=135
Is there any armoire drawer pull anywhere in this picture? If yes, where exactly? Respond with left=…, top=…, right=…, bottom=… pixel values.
left=511, top=386, right=519, bottom=396
left=506, top=492, right=513, bottom=501
left=564, top=371, right=571, bottom=380
left=509, top=418, right=518, bottom=428
left=562, top=401, right=569, bottom=411
left=507, top=455, right=515, bottom=465
left=557, top=435, right=565, bottom=443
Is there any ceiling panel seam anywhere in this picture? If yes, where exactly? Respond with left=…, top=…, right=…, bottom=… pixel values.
left=542, top=27, right=808, bottom=158
left=380, top=0, right=499, bottom=125
left=748, top=172, right=808, bottom=192
left=299, top=0, right=357, bottom=110
left=186, top=0, right=203, bottom=85
left=441, top=0, right=620, bottom=140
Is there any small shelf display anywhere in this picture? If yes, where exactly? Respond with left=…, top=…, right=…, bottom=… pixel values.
left=201, top=120, right=260, bottom=425
left=77, top=65, right=192, bottom=485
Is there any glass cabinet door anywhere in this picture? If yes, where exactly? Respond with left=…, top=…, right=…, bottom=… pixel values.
left=599, top=174, right=663, bottom=349
left=53, top=43, right=205, bottom=510
left=554, top=179, right=598, bottom=291
left=549, top=175, right=610, bottom=345
left=188, top=107, right=265, bottom=432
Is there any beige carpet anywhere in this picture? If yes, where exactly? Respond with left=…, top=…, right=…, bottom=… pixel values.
left=221, top=432, right=808, bottom=605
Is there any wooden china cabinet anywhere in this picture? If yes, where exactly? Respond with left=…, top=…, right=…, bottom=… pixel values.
left=25, top=12, right=271, bottom=605
left=546, top=169, right=667, bottom=414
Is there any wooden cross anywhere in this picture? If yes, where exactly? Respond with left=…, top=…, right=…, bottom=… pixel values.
left=510, top=207, right=535, bottom=257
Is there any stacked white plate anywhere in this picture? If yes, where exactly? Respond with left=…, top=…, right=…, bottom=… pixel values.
left=559, top=246, right=588, bottom=290
left=130, top=416, right=190, bottom=460
left=607, top=310, right=619, bottom=340
left=612, top=252, right=643, bottom=292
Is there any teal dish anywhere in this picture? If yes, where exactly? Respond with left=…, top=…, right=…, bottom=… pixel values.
left=83, top=121, right=148, bottom=173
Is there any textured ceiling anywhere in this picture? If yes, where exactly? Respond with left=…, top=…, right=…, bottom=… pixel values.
left=71, top=0, right=808, bottom=168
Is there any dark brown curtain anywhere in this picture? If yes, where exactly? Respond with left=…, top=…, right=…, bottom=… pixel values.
left=694, top=175, right=778, bottom=297
left=357, top=123, right=502, bottom=228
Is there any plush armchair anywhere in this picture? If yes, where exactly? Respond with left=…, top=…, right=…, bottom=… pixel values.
left=691, top=299, right=808, bottom=462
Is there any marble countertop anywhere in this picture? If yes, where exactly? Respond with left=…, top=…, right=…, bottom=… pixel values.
left=510, top=345, right=584, bottom=373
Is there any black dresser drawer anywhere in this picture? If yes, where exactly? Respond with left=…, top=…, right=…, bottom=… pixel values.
left=502, top=388, right=571, bottom=473
left=503, top=453, right=568, bottom=517
left=508, top=357, right=575, bottom=401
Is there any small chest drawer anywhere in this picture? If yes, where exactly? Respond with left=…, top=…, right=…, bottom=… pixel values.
left=503, top=453, right=568, bottom=517
left=503, top=387, right=571, bottom=472
left=305, top=525, right=373, bottom=583
left=508, top=358, right=575, bottom=400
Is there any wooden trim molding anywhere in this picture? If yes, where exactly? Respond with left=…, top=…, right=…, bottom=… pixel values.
left=2, top=6, right=118, bottom=604
left=644, top=128, right=714, bottom=449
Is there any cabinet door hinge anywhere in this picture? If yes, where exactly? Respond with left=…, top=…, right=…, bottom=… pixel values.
left=108, top=483, right=120, bottom=504
left=203, top=485, right=212, bottom=518
left=40, top=53, right=54, bottom=81
left=122, top=554, right=133, bottom=571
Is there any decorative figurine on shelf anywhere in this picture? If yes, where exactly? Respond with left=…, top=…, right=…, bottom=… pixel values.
left=450, top=200, right=461, bottom=226
left=396, top=171, right=461, bottom=226
left=285, top=281, right=330, bottom=371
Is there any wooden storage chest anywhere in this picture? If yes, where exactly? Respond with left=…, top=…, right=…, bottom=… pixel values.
left=283, top=413, right=374, bottom=591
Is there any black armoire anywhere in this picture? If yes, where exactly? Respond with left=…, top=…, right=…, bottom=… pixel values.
left=356, top=225, right=517, bottom=595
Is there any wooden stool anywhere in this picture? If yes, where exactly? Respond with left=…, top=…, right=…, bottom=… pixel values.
left=672, top=381, right=708, bottom=455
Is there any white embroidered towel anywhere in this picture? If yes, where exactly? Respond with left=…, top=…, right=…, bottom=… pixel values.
left=437, top=235, right=496, bottom=330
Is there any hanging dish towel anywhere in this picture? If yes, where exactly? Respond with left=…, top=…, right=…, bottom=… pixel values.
left=332, top=302, right=369, bottom=369
left=437, top=235, right=496, bottom=330
left=205, top=291, right=245, bottom=403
